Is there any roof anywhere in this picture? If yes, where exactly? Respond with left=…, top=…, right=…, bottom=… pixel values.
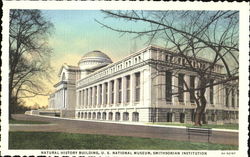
left=81, top=50, right=112, bottom=61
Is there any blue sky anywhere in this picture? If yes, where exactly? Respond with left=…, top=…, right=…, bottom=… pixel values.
left=28, top=10, right=151, bottom=107
left=42, top=10, right=149, bottom=62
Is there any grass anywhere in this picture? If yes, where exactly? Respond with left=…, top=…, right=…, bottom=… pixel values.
left=147, top=122, right=239, bottom=130
left=9, top=132, right=238, bottom=150
left=9, top=119, right=50, bottom=124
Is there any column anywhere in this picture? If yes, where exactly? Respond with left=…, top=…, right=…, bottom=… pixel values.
left=76, top=91, right=79, bottom=108
left=85, top=89, right=88, bottom=108
left=107, top=82, right=110, bottom=105
left=97, top=85, right=100, bottom=107
left=114, top=79, right=118, bottom=105
left=172, top=74, right=178, bottom=105
left=194, top=76, right=199, bottom=104
left=140, top=71, right=144, bottom=105
left=214, top=80, right=219, bottom=106
left=103, top=83, right=107, bottom=107
left=122, top=76, right=126, bottom=104
left=205, top=84, right=210, bottom=105
left=81, top=89, right=84, bottom=109
left=228, top=88, right=232, bottom=108
left=92, top=87, right=95, bottom=108
left=184, top=75, right=190, bottom=105
left=130, top=73, right=135, bottom=104
left=88, top=88, right=91, bottom=108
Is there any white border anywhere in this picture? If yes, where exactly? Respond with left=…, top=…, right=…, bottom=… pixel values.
left=1, top=1, right=249, bottom=157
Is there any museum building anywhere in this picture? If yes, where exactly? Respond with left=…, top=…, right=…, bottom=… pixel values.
left=48, top=45, right=238, bottom=124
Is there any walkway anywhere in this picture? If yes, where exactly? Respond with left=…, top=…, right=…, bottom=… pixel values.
left=10, top=114, right=238, bottom=145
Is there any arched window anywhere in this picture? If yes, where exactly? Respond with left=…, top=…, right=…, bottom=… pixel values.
left=81, top=112, right=84, bottom=119
left=123, top=112, right=129, bottom=121
left=115, top=112, right=121, bottom=121
left=92, top=112, right=96, bottom=119
left=88, top=112, right=92, bottom=119
left=167, top=112, right=173, bottom=122
left=102, top=112, right=106, bottom=120
left=180, top=113, right=185, bottom=123
left=108, top=112, right=113, bottom=120
left=97, top=112, right=101, bottom=120
left=132, top=112, right=139, bottom=122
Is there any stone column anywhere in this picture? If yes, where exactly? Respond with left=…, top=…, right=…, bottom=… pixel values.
left=130, top=73, right=135, bottom=105
left=140, top=71, right=144, bottom=105
left=93, top=86, right=96, bottom=108
left=184, top=74, right=190, bottom=105
left=228, top=88, right=232, bottom=108
left=85, top=89, right=88, bottom=108
left=205, top=84, right=210, bottom=105
left=101, top=83, right=105, bottom=107
left=76, top=91, right=79, bottom=108
left=107, top=82, right=110, bottom=105
left=97, top=85, right=100, bottom=107
left=122, top=76, right=126, bottom=104
left=114, top=79, right=118, bottom=105
left=214, top=80, right=219, bottom=106
left=88, top=88, right=91, bottom=108
left=194, top=76, right=199, bottom=104
left=81, top=89, right=84, bottom=109
left=172, top=74, right=179, bottom=105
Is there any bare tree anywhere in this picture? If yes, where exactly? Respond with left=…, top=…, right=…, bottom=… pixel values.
left=97, top=10, right=239, bottom=126
left=9, top=10, right=54, bottom=119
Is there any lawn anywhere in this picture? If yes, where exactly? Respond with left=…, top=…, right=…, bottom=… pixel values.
left=147, top=122, right=238, bottom=130
left=9, top=119, right=50, bottom=124
left=9, top=132, right=238, bottom=150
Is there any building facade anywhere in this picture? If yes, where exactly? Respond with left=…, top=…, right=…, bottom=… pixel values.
left=48, top=45, right=238, bottom=124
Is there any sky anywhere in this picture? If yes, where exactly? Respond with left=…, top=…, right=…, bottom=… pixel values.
left=25, top=10, right=151, bottom=107
left=24, top=10, right=239, bottom=108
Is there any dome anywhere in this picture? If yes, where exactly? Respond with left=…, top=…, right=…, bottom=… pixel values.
left=78, top=50, right=112, bottom=70
left=82, top=50, right=112, bottom=60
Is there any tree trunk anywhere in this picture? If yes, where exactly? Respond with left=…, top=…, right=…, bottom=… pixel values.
left=194, top=86, right=207, bottom=126
left=194, top=107, right=203, bottom=126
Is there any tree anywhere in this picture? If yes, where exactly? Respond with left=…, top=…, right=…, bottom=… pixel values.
left=97, top=10, right=239, bottom=126
left=9, top=10, right=54, bottom=119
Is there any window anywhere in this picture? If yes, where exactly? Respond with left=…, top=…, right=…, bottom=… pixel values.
left=102, top=112, right=106, bottom=120
left=123, top=112, right=129, bottom=121
left=178, top=73, right=184, bottom=102
left=190, top=76, right=195, bottom=103
left=135, top=72, right=140, bottom=102
left=108, top=112, right=113, bottom=120
left=118, top=78, right=122, bottom=103
left=132, top=112, right=139, bottom=122
left=210, top=80, right=214, bottom=104
left=115, top=112, right=121, bottom=121
left=111, top=80, right=114, bottom=104
left=165, top=71, right=172, bottom=102
left=126, top=75, right=130, bottom=102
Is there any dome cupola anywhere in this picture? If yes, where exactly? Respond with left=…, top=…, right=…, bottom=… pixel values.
left=78, top=50, right=112, bottom=70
